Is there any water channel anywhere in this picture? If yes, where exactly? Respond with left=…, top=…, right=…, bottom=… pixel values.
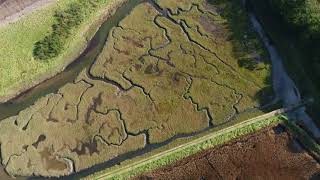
left=246, top=0, right=320, bottom=138
left=0, top=0, right=143, bottom=179
left=0, top=0, right=319, bottom=179
left=0, top=0, right=143, bottom=121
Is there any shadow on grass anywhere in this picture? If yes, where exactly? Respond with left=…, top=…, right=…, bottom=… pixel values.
left=207, top=0, right=274, bottom=110
left=247, top=0, right=320, bottom=125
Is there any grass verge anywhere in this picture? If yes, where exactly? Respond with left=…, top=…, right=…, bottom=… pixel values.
left=86, top=113, right=320, bottom=180
left=84, top=113, right=286, bottom=180
left=0, top=0, right=127, bottom=102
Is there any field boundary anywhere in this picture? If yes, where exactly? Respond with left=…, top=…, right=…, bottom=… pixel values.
left=86, top=108, right=288, bottom=180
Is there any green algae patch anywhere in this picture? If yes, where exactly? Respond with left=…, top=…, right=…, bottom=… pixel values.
left=0, top=0, right=273, bottom=177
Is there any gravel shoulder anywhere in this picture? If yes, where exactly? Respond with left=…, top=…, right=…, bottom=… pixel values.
left=0, top=0, right=56, bottom=27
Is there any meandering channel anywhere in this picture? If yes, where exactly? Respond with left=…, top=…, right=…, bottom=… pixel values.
left=246, top=1, right=320, bottom=138
left=0, top=0, right=319, bottom=179
left=0, top=0, right=143, bottom=179
left=0, top=0, right=143, bottom=121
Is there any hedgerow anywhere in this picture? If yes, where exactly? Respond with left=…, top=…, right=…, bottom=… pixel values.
left=269, top=0, right=320, bottom=39
left=267, top=0, right=320, bottom=88
left=33, top=0, right=102, bottom=60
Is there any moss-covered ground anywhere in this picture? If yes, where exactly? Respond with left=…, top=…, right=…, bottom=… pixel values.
left=0, top=0, right=272, bottom=177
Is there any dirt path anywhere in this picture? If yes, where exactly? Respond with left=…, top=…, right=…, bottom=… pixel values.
left=0, top=0, right=55, bottom=27
left=136, top=126, right=320, bottom=180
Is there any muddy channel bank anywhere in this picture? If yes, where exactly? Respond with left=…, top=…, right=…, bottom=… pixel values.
left=245, top=0, right=320, bottom=138
left=0, top=0, right=143, bottom=179
left=0, top=0, right=318, bottom=179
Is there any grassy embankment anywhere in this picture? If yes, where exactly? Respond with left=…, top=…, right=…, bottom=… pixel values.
left=248, top=0, right=320, bottom=123
left=0, top=0, right=126, bottom=102
left=0, top=0, right=275, bottom=176
left=85, top=115, right=283, bottom=180
left=86, top=113, right=320, bottom=180
left=85, top=112, right=320, bottom=179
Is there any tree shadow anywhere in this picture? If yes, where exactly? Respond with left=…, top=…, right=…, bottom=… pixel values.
left=207, top=0, right=274, bottom=110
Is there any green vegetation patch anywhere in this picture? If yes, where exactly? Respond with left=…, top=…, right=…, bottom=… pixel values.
left=0, top=0, right=273, bottom=177
left=34, top=0, right=105, bottom=60
left=0, top=0, right=124, bottom=98
left=86, top=115, right=284, bottom=180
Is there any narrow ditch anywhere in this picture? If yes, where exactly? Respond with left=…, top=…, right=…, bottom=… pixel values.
left=244, top=0, right=320, bottom=138
left=0, top=0, right=144, bottom=121
left=0, top=0, right=284, bottom=179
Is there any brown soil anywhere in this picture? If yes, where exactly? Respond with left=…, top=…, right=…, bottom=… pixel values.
left=136, top=125, right=320, bottom=180
left=0, top=166, right=12, bottom=180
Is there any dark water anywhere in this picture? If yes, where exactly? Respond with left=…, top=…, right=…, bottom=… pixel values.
left=2, top=0, right=302, bottom=179
left=0, top=0, right=143, bottom=179
left=246, top=0, right=320, bottom=138
left=0, top=0, right=143, bottom=121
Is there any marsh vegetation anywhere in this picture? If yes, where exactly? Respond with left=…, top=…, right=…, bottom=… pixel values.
left=249, top=0, right=320, bottom=122
left=0, top=0, right=273, bottom=177
left=0, top=0, right=124, bottom=101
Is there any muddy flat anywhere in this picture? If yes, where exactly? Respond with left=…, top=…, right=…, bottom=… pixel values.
left=136, top=126, right=320, bottom=180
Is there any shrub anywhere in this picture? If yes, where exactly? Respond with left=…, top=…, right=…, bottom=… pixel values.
left=268, top=0, right=320, bottom=80
left=33, top=0, right=101, bottom=60
left=269, top=0, right=320, bottom=39
left=33, top=34, right=63, bottom=60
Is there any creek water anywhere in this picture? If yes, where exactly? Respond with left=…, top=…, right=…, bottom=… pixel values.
left=1, top=0, right=319, bottom=179
left=247, top=6, right=320, bottom=138
left=0, top=0, right=143, bottom=179
left=62, top=2, right=320, bottom=178
left=0, top=0, right=143, bottom=121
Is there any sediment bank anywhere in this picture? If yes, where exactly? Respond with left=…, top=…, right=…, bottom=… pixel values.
left=0, top=0, right=129, bottom=104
